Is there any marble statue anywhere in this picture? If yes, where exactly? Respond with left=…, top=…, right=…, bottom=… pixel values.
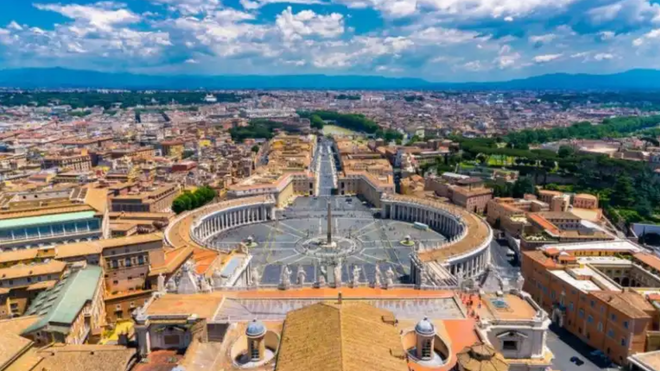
left=515, top=272, right=525, bottom=292
left=351, top=265, right=361, bottom=286
left=280, top=265, right=292, bottom=289
left=333, top=261, right=343, bottom=287
left=297, top=265, right=307, bottom=285
left=212, top=269, right=224, bottom=288
left=250, top=267, right=261, bottom=287
left=157, top=273, right=165, bottom=293
left=318, top=265, right=327, bottom=286
left=385, top=266, right=395, bottom=286
left=200, top=277, right=213, bottom=293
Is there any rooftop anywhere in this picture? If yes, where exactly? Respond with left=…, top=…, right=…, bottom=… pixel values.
left=24, top=265, right=103, bottom=334
left=276, top=302, right=409, bottom=371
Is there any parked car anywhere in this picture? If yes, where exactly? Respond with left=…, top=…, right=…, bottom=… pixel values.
left=570, top=356, right=584, bottom=366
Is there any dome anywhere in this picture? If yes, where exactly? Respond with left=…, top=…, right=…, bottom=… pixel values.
left=246, top=319, right=266, bottom=337
left=212, top=268, right=223, bottom=278
left=415, top=317, right=435, bottom=336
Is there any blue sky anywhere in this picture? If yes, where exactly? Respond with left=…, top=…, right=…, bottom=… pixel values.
left=1, top=0, right=660, bottom=81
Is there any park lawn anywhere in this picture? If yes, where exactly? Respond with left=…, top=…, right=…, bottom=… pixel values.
left=487, top=155, right=516, bottom=166
left=322, top=124, right=357, bottom=136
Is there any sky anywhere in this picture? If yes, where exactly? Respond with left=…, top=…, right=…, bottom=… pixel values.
left=1, top=0, right=660, bottom=81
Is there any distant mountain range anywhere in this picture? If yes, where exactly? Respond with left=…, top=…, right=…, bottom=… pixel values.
left=2, top=67, right=660, bottom=90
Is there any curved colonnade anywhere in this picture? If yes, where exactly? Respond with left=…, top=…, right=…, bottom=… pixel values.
left=165, top=195, right=277, bottom=251
left=381, top=195, right=492, bottom=285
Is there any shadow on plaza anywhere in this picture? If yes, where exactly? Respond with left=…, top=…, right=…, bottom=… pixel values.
left=548, top=323, right=619, bottom=370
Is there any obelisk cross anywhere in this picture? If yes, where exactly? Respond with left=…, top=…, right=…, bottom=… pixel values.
left=327, top=200, right=332, bottom=244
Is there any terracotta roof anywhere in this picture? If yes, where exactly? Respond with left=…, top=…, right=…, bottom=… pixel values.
left=0, top=316, right=40, bottom=370
left=149, top=246, right=193, bottom=276
left=0, top=260, right=66, bottom=280
left=590, top=291, right=654, bottom=319
left=634, top=253, right=660, bottom=272
left=456, top=342, right=509, bottom=371
left=28, top=344, right=136, bottom=371
left=276, top=302, right=408, bottom=371
left=145, top=293, right=223, bottom=319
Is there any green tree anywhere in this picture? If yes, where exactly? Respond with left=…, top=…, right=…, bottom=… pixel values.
left=611, top=176, right=636, bottom=208
left=251, top=145, right=260, bottom=153
left=511, top=177, right=535, bottom=198
left=558, top=145, right=575, bottom=158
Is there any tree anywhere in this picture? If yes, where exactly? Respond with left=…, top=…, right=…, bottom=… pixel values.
left=511, top=177, right=535, bottom=198
left=611, top=176, right=636, bottom=208
left=558, top=145, right=575, bottom=158
left=636, top=198, right=654, bottom=219
left=251, top=145, right=260, bottom=153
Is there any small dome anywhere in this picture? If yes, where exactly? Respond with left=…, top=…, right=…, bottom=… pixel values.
left=415, top=317, right=435, bottom=336
left=246, top=319, right=266, bottom=337
left=212, top=269, right=223, bottom=278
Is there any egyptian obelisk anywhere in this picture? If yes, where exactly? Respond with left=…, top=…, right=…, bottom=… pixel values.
left=327, top=200, right=332, bottom=244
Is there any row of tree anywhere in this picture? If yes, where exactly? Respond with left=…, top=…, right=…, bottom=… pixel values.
left=0, top=92, right=243, bottom=110
left=456, top=134, right=660, bottom=225
left=504, top=115, right=660, bottom=149
left=172, top=186, right=217, bottom=214
left=229, top=119, right=283, bottom=142
left=299, top=110, right=403, bottom=141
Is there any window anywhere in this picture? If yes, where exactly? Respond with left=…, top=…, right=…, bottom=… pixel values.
left=590, top=300, right=595, bottom=308
left=502, top=340, right=518, bottom=351
left=138, top=255, right=144, bottom=265
left=587, top=315, right=593, bottom=323
left=579, top=309, right=585, bottom=318
left=597, top=322, right=603, bottom=332
left=608, top=329, right=615, bottom=338
left=621, top=338, right=627, bottom=346
left=611, top=313, right=617, bottom=322
left=125, top=258, right=132, bottom=267
left=249, top=340, right=260, bottom=360
left=624, top=321, right=629, bottom=329
left=569, top=302, right=574, bottom=312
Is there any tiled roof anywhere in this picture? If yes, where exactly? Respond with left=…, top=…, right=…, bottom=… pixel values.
left=276, top=302, right=408, bottom=371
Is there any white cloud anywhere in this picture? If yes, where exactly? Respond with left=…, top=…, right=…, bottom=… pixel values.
left=533, top=53, right=562, bottom=63
left=276, top=7, right=344, bottom=41
left=184, top=58, right=199, bottom=63
left=593, top=52, right=615, bottom=60
left=349, top=0, right=578, bottom=19
left=313, top=52, right=351, bottom=67
left=494, top=44, right=520, bottom=69
left=149, top=0, right=221, bottom=14
left=409, top=27, right=486, bottom=45
left=463, top=60, right=484, bottom=71
left=34, top=2, right=140, bottom=32
left=588, top=0, right=660, bottom=27
left=633, top=28, right=660, bottom=45
left=240, top=0, right=324, bottom=10
left=529, top=33, right=557, bottom=44
left=7, top=21, right=22, bottom=31
left=598, top=31, right=616, bottom=40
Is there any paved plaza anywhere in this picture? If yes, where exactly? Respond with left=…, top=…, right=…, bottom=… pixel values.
left=209, top=196, right=448, bottom=284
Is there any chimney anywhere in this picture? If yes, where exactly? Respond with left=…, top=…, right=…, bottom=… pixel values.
left=338, top=292, right=343, bottom=305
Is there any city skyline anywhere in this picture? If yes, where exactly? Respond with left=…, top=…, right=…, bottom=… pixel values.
left=1, top=0, right=660, bottom=81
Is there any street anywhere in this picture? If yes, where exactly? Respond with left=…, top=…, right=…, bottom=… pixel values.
left=316, top=138, right=337, bottom=196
